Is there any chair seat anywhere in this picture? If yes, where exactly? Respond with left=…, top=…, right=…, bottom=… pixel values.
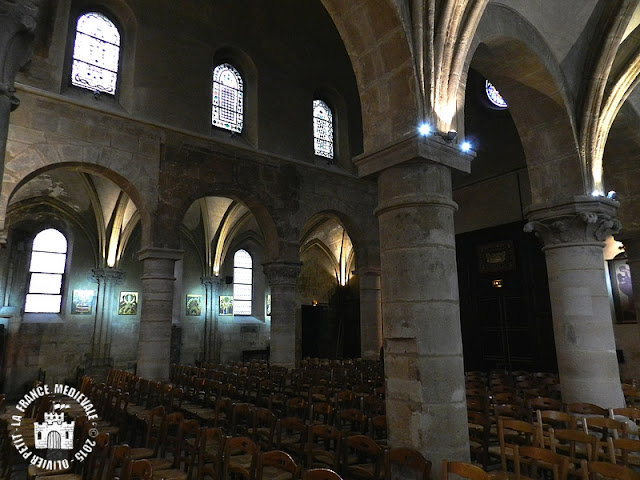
left=229, top=453, right=254, bottom=470
left=28, top=464, right=72, bottom=478
left=261, top=465, right=295, bottom=480
left=152, top=468, right=188, bottom=480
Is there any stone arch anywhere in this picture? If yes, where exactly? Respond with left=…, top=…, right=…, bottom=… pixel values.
left=319, top=0, right=419, bottom=154
left=463, top=3, right=586, bottom=205
left=300, top=209, right=368, bottom=275
left=2, top=155, right=153, bottom=249
left=171, top=186, right=281, bottom=266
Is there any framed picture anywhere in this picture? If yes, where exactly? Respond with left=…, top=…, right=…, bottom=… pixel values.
left=71, top=290, right=94, bottom=315
left=266, top=294, right=271, bottom=316
left=219, top=295, right=233, bottom=315
left=477, top=240, right=516, bottom=273
left=608, top=258, right=636, bottom=323
left=186, top=294, right=202, bottom=316
left=118, top=291, right=138, bottom=315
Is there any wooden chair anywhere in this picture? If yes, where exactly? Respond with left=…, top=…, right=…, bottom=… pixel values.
left=336, top=408, right=368, bottom=437
left=122, top=459, right=154, bottom=480
left=488, top=417, right=538, bottom=471
left=607, top=437, right=640, bottom=468
left=440, top=460, right=492, bottom=480
left=549, top=428, right=599, bottom=474
left=303, top=468, right=344, bottom=480
left=468, top=410, right=490, bottom=468
left=306, top=424, right=343, bottom=472
left=231, top=403, right=255, bottom=437
left=513, top=445, right=570, bottom=480
left=256, top=450, right=300, bottom=480
left=535, top=409, right=577, bottom=448
left=222, top=436, right=259, bottom=480
left=252, top=407, right=277, bottom=451
left=384, top=447, right=431, bottom=480
left=580, top=460, right=640, bottom=480
left=566, top=403, right=608, bottom=419
left=582, top=416, right=629, bottom=459
left=276, top=417, right=308, bottom=464
left=198, top=427, right=227, bottom=480
left=341, top=434, right=383, bottom=480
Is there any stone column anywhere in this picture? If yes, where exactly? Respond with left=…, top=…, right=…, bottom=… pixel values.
left=0, top=1, right=39, bottom=196
left=91, top=267, right=124, bottom=368
left=359, top=267, right=382, bottom=360
left=202, top=275, right=224, bottom=363
left=137, top=247, right=183, bottom=381
left=525, top=196, right=625, bottom=407
left=263, top=261, right=301, bottom=369
left=356, top=136, right=473, bottom=469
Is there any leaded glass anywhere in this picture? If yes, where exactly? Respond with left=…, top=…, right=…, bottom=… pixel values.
left=485, top=80, right=507, bottom=108
left=71, top=12, right=121, bottom=94
left=25, top=229, right=67, bottom=313
left=212, top=63, right=244, bottom=133
left=233, top=249, right=252, bottom=315
left=313, top=100, right=334, bottom=159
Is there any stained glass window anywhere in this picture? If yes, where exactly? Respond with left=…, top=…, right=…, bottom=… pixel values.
left=313, top=100, right=334, bottom=159
left=25, top=229, right=67, bottom=313
left=71, top=12, right=121, bottom=95
left=233, top=249, right=252, bottom=315
left=486, top=80, right=507, bottom=108
left=212, top=63, right=244, bottom=133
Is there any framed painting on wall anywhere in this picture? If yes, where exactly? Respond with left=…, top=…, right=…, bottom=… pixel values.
left=219, top=295, right=233, bottom=315
left=186, top=294, right=202, bottom=316
left=118, top=291, right=138, bottom=315
left=477, top=240, right=516, bottom=273
left=71, top=290, right=94, bottom=315
left=608, top=258, right=636, bottom=323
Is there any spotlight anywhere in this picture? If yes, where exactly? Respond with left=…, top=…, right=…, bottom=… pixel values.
left=460, top=141, right=472, bottom=153
left=607, top=190, right=617, bottom=200
left=591, top=190, right=604, bottom=197
left=444, top=130, right=457, bottom=141
left=418, top=123, right=431, bottom=136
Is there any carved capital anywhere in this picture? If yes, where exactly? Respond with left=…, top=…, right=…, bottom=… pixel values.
left=524, top=196, right=621, bottom=249
left=92, top=267, right=125, bottom=284
left=0, top=1, right=39, bottom=33
left=201, top=275, right=224, bottom=288
left=263, top=261, right=302, bottom=286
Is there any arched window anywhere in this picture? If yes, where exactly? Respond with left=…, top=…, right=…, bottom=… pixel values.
left=71, top=11, right=121, bottom=95
left=233, top=249, right=252, bottom=315
left=212, top=63, right=244, bottom=133
left=485, top=80, right=507, bottom=109
left=313, top=99, right=334, bottom=159
left=25, top=229, right=67, bottom=313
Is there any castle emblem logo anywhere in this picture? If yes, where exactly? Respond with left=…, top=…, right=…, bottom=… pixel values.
left=11, top=384, right=99, bottom=472
left=34, top=406, right=74, bottom=449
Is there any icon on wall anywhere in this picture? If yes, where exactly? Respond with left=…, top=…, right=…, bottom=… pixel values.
left=609, top=258, right=636, bottom=323
left=71, top=290, right=94, bottom=315
left=186, top=294, right=202, bottom=316
left=118, top=291, right=138, bottom=315
left=219, top=295, right=233, bottom=315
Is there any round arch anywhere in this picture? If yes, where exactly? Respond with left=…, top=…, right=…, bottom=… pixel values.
left=319, top=0, right=419, bottom=154
left=463, top=3, right=586, bottom=205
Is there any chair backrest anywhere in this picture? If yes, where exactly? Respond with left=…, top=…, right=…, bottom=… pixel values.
left=123, top=459, right=154, bottom=480
left=106, top=444, right=131, bottom=480
left=384, top=447, right=431, bottom=480
left=85, top=432, right=111, bottom=480
left=223, top=435, right=259, bottom=480
left=342, top=434, right=383, bottom=480
left=550, top=428, right=600, bottom=464
left=303, top=468, right=344, bottom=480
left=515, top=445, right=569, bottom=480
left=440, top=460, right=492, bottom=480
left=199, top=427, right=226, bottom=480
left=583, top=416, right=629, bottom=441
left=257, top=450, right=299, bottom=480
left=607, top=437, right=640, bottom=467
left=580, top=460, right=640, bottom=480
left=566, top=403, right=608, bottom=417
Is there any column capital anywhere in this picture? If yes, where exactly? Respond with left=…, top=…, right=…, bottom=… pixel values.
left=524, top=196, right=621, bottom=249
left=353, top=133, right=474, bottom=178
left=263, top=261, right=302, bottom=286
left=92, top=267, right=124, bottom=284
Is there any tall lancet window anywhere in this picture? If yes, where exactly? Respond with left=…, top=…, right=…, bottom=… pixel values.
left=313, top=99, right=334, bottom=159
left=212, top=63, right=244, bottom=133
left=71, top=11, right=121, bottom=95
left=233, top=249, right=252, bottom=315
left=25, top=229, right=68, bottom=313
